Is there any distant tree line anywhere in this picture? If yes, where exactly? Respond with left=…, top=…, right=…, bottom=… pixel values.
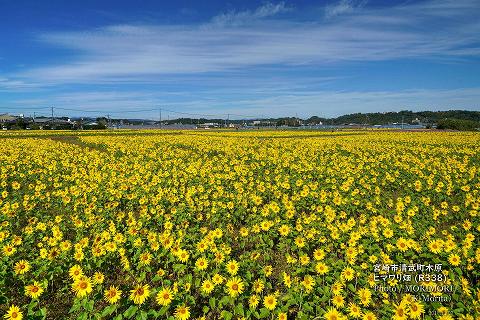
left=305, top=110, right=480, bottom=126
left=436, top=119, right=479, bottom=131
left=161, top=110, right=480, bottom=127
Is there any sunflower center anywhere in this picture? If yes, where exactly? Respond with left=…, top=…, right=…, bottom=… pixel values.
left=232, top=283, right=239, bottom=290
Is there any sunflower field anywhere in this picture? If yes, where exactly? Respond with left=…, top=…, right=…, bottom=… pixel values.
left=0, top=130, right=479, bottom=320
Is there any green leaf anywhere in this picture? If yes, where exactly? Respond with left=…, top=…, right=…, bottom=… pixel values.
left=303, top=302, right=313, bottom=313
left=221, top=311, right=233, bottom=320
left=158, top=306, right=169, bottom=316
left=28, top=300, right=38, bottom=313
left=297, top=311, right=308, bottom=320
left=202, top=306, right=210, bottom=314
left=453, top=307, right=464, bottom=316
left=113, top=315, right=124, bottom=320
left=234, top=303, right=244, bottom=316
left=69, top=302, right=81, bottom=314
left=101, top=305, right=117, bottom=317
left=136, top=311, right=148, bottom=320
left=78, top=312, right=88, bottom=320
left=219, top=296, right=230, bottom=307
left=209, top=297, right=216, bottom=309
left=173, top=264, right=186, bottom=272
left=85, top=300, right=94, bottom=312
left=36, top=308, right=47, bottom=319
left=124, top=306, right=138, bottom=319
left=258, top=308, right=270, bottom=318
left=148, top=310, right=159, bottom=318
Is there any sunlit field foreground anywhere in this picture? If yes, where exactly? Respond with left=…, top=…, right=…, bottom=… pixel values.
left=1, top=130, right=479, bottom=320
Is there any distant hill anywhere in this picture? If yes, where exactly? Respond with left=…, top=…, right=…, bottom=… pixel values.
left=306, top=110, right=480, bottom=125
left=157, top=110, right=480, bottom=126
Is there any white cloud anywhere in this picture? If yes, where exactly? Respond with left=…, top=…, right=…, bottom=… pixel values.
left=0, top=77, right=42, bottom=90
left=324, top=0, right=367, bottom=19
left=9, top=0, right=477, bottom=85
left=210, top=2, right=290, bottom=26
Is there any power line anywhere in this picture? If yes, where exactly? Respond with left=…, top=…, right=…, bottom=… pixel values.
left=56, top=106, right=259, bottom=119
left=5, top=105, right=261, bottom=120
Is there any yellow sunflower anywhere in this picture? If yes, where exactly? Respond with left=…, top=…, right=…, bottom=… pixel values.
left=226, top=260, right=239, bottom=275
left=13, top=260, right=30, bottom=275
left=72, top=276, right=93, bottom=298
left=174, top=305, right=190, bottom=320
left=225, top=277, right=245, bottom=298
left=68, top=264, right=83, bottom=280
left=104, top=285, right=122, bottom=304
left=129, top=284, right=150, bottom=305
left=4, top=305, right=23, bottom=320
left=24, top=281, right=44, bottom=299
left=201, top=279, right=215, bottom=294
left=263, top=294, right=277, bottom=310
left=156, top=287, right=174, bottom=306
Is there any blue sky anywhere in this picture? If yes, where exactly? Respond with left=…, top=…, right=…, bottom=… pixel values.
left=0, top=0, right=479, bottom=119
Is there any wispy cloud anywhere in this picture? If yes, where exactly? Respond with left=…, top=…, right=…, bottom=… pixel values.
left=324, top=0, right=367, bottom=19
left=9, top=0, right=477, bottom=85
left=0, top=77, right=43, bottom=90
left=210, top=2, right=290, bottom=26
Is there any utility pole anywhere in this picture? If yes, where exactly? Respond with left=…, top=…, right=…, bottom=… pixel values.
left=51, top=106, right=54, bottom=130
left=159, top=108, right=162, bottom=129
left=107, top=114, right=111, bottom=129
left=401, top=115, right=404, bottom=130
